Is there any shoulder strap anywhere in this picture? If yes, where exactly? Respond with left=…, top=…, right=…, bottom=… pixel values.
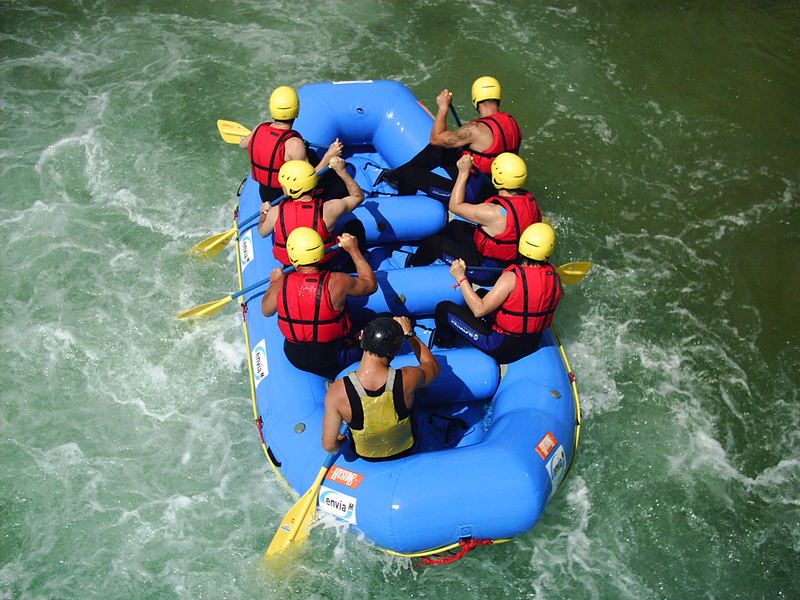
left=346, top=371, right=367, bottom=398
left=251, top=127, right=300, bottom=173
left=343, top=373, right=364, bottom=430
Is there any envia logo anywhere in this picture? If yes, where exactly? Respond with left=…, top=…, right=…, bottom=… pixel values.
left=318, top=486, right=357, bottom=524
left=240, top=228, right=254, bottom=270
left=251, top=339, right=268, bottom=387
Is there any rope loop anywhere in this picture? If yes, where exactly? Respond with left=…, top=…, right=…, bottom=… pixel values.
left=415, top=539, right=494, bottom=567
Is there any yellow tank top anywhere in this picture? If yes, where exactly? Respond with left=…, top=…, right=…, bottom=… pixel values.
left=346, top=368, right=414, bottom=459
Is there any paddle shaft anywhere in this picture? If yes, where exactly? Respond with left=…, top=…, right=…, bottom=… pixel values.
left=449, top=104, right=462, bottom=128
left=466, top=263, right=586, bottom=272
left=264, top=423, right=350, bottom=557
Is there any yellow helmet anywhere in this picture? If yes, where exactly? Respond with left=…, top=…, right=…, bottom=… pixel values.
left=286, top=227, right=324, bottom=267
left=471, top=76, right=501, bottom=108
left=269, top=85, right=299, bottom=120
left=519, top=222, right=556, bottom=262
left=491, top=152, right=527, bottom=189
left=278, top=160, right=317, bottom=198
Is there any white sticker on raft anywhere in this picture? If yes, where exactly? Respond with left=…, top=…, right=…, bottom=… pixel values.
left=333, top=80, right=374, bottom=85
left=240, top=228, right=254, bottom=271
left=545, top=445, right=567, bottom=499
left=319, top=486, right=358, bottom=524
left=252, top=339, right=268, bottom=387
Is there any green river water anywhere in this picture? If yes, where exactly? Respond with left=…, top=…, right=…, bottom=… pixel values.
left=1, top=1, right=798, bottom=599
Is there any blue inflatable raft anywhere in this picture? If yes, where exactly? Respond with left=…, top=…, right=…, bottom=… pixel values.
left=232, top=80, right=582, bottom=558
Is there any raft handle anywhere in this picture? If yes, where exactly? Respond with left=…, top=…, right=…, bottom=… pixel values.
left=415, top=539, right=495, bottom=567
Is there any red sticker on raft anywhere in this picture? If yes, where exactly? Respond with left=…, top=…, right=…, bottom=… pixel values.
left=325, top=466, right=365, bottom=489
left=535, top=432, right=558, bottom=460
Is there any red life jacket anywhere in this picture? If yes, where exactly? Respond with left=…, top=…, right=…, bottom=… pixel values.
left=474, top=192, right=542, bottom=261
left=276, top=271, right=351, bottom=343
left=493, top=264, right=562, bottom=336
left=248, top=122, right=302, bottom=188
left=272, top=197, right=336, bottom=266
left=463, top=112, right=522, bottom=174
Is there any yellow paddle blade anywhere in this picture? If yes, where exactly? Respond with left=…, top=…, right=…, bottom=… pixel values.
left=187, top=227, right=236, bottom=257
left=176, top=294, right=234, bottom=319
left=264, top=466, right=328, bottom=558
left=557, top=261, right=593, bottom=285
left=217, top=119, right=251, bottom=144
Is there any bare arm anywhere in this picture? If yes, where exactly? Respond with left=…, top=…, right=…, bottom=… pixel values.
left=313, top=138, right=343, bottom=171
left=448, top=155, right=506, bottom=230
left=431, top=122, right=481, bottom=149
left=328, top=234, right=377, bottom=307
left=260, top=268, right=284, bottom=316
left=238, top=132, right=251, bottom=149
left=282, top=135, right=309, bottom=162
left=322, top=157, right=364, bottom=229
left=322, top=380, right=347, bottom=453
left=404, top=337, right=440, bottom=388
left=393, top=317, right=440, bottom=407
left=449, top=259, right=515, bottom=318
left=258, top=203, right=279, bottom=237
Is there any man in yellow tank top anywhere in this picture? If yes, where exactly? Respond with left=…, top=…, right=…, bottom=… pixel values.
left=322, top=316, right=440, bottom=460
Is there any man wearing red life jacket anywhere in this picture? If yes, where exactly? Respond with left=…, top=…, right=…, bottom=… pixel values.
left=258, top=156, right=366, bottom=271
left=377, top=76, right=521, bottom=204
left=433, top=223, right=562, bottom=364
left=322, top=316, right=440, bottom=461
left=239, top=85, right=343, bottom=204
left=261, top=228, right=377, bottom=380
left=407, top=153, right=541, bottom=281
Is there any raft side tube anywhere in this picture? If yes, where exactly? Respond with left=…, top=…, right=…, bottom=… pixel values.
left=237, top=186, right=446, bottom=285
left=347, top=265, right=465, bottom=319
left=339, top=347, right=500, bottom=407
left=340, top=196, right=446, bottom=246
left=355, top=442, right=547, bottom=553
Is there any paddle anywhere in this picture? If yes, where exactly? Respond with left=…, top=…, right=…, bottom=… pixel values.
left=466, top=261, right=593, bottom=285
left=187, top=208, right=265, bottom=258
left=217, top=119, right=251, bottom=144
left=217, top=119, right=327, bottom=149
left=449, top=104, right=462, bottom=128
left=265, top=424, right=350, bottom=558
left=178, top=245, right=341, bottom=319
left=188, top=166, right=332, bottom=258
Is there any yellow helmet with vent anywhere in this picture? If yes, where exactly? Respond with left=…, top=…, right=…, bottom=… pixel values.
left=519, top=222, right=556, bottom=262
left=269, top=85, right=299, bottom=120
left=471, top=76, right=501, bottom=108
left=278, top=160, right=317, bottom=199
left=286, top=227, right=324, bottom=267
left=491, top=152, right=527, bottom=189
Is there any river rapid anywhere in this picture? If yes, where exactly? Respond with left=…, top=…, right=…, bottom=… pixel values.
left=1, top=2, right=798, bottom=599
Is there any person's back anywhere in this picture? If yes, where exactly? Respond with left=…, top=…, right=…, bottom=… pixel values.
left=322, top=317, right=440, bottom=460
left=471, top=153, right=541, bottom=262
left=259, top=156, right=367, bottom=269
left=379, top=76, right=522, bottom=203
left=491, top=261, right=562, bottom=337
left=434, top=222, right=562, bottom=364
left=275, top=269, right=350, bottom=343
left=241, top=85, right=342, bottom=204
left=344, top=365, right=412, bottom=460
left=407, top=153, right=541, bottom=273
left=456, top=77, right=521, bottom=175
left=261, top=228, right=377, bottom=379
